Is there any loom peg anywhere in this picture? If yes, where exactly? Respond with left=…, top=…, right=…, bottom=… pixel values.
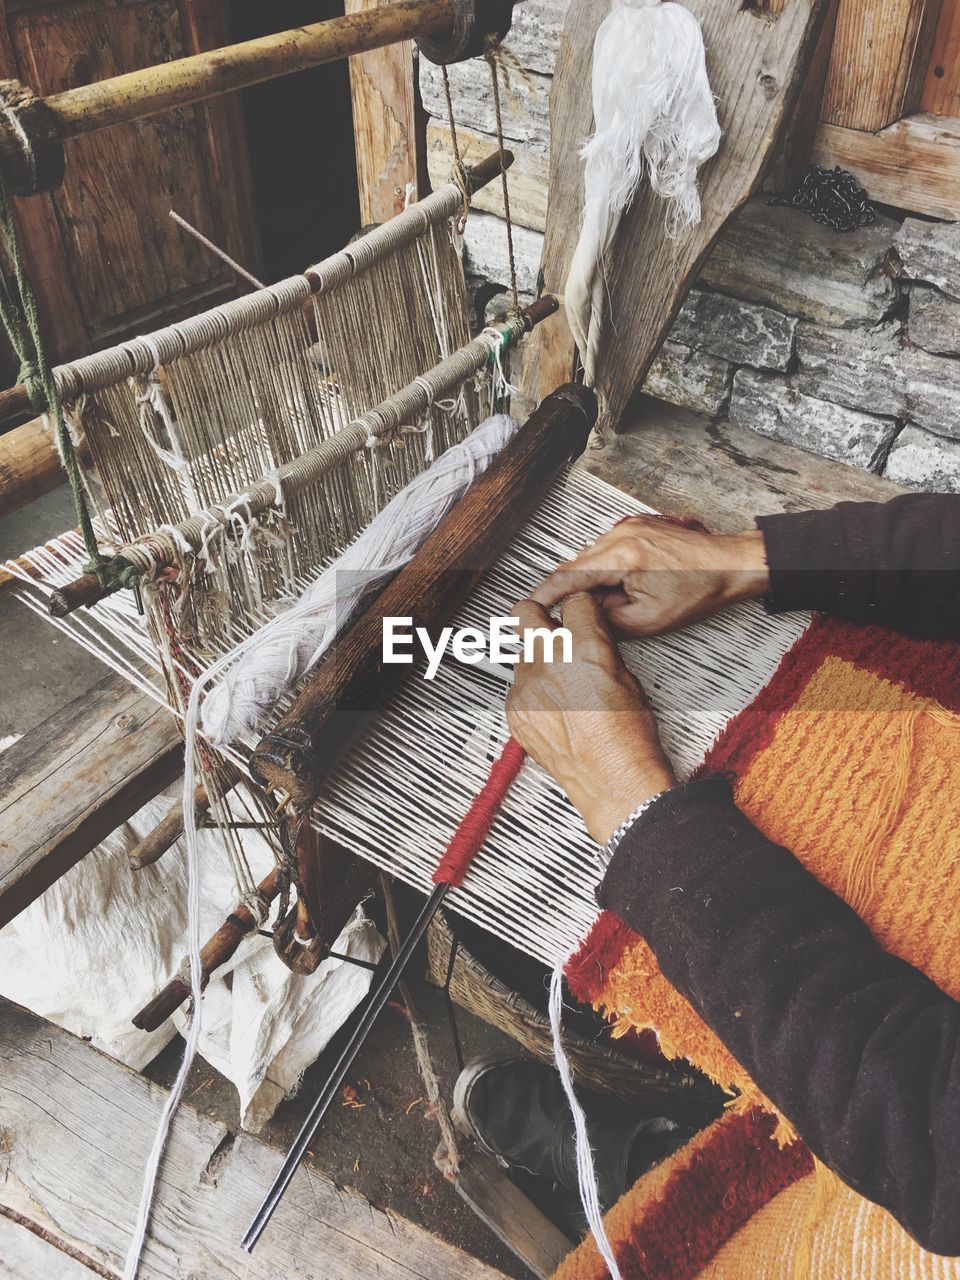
left=127, top=782, right=210, bottom=872
left=249, top=382, right=598, bottom=813
left=132, top=866, right=282, bottom=1033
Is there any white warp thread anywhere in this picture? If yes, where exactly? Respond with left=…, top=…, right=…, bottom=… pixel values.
left=549, top=962, right=624, bottom=1280
left=565, top=0, right=721, bottom=384
left=201, top=412, right=520, bottom=746
left=118, top=414, right=519, bottom=1277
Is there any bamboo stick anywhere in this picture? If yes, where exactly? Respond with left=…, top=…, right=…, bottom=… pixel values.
left=51, top=1, right=454, bottom=141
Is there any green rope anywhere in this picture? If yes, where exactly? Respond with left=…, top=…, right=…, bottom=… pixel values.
left=0, top=177, right=127, bottom=590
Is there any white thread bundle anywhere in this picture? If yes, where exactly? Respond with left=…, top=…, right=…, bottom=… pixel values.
left=565, top=0, right=721, bottom=384
left=201, top=413, right=520, bottom=746
left=550, top=962, right=624, bottom=1280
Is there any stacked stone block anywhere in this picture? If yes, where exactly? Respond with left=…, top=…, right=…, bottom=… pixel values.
left=420, top=4, right=960, bottom=491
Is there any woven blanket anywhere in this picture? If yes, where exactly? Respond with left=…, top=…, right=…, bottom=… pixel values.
left=558, top=615, right=960, bottom=1279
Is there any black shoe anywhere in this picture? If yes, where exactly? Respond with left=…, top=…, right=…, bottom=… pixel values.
left=453, top=1053, right=690, bottom=1213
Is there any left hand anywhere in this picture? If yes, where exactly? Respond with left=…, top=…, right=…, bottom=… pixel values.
left=505, top=593, right=676, bottom=843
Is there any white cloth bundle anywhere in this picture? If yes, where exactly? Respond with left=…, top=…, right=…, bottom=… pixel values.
left=201, top=412, right=520, bottom=747
left=565, top=0, right=721, bottom=385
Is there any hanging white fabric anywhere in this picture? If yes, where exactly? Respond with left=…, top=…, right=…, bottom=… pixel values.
left=565, top=0, right=721, bottom=385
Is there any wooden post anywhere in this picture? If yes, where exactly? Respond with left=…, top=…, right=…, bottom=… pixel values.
left=0, top=415, right=65, bottom=518
left=346, top=0, right=422, bottom=222
left=250, top=383, right=598, bottom=811
left=820, top=0, right=944, bottom=132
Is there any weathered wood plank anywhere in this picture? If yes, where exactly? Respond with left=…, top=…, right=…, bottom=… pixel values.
left=0, top=999, right=509, bottom=1280
left=455, top=1152, right=573, bottom=1280
left=0, top=1211, right=105, bottom=1279
left=346, top=0, right=420, bottom=224
left=922, top=0, right=960, bottom=117
left=0, top=670, right=182, bottom=928
left=820, top=0, right=942, bottom=131
left=813, top=112, right=960, bottom=222
left=522, top=0, right=832, bottom=426
left=427, top=120, right=548, bottom=231
left=0, top=416, right=64, bottom=520
left=580, top=400, right=905, bottom=531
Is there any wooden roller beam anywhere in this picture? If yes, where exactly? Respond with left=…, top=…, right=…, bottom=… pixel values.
left=0, top=416, right=66, bottom=520
left=250, top=383, right=598, bottom=812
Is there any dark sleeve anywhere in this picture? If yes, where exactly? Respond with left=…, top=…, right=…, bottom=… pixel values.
left=598, top=777, right=960, bottom=1256
left=756, top=494, right=960, bottom=640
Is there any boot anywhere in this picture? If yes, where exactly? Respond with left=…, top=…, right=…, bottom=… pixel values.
left=452, top=1053, right=691, bottom=1213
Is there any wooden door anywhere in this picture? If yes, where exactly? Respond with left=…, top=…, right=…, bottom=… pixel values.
left=0, top=0, right=261, bottom=364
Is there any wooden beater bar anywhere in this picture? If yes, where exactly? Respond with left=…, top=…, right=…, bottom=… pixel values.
left=250, top=382, right=598, bottom=813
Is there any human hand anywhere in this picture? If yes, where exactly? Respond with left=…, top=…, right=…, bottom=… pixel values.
left=505, top=593, right=675, bottom=843
left=531, top=517, right=769, bottom=639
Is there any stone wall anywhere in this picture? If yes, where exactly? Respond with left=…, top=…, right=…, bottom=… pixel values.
left=420, top=5, right=960, bottom=492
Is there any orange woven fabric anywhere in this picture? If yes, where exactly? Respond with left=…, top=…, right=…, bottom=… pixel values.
left=557, top=617, right=960, bottom=1279
left=567, top=617, right=960, bottom=1123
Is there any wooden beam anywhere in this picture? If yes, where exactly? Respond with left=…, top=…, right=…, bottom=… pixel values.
left=521, top=0, right=831, bottom=425
left=921, top=0, right=960, bottom=117
left=455, top=1152, right=573, bottom=1280
left=0, top=998, right=510, bottom=1280
left=764, top=0, right=840, bottom=192
left=0, top=670, right=182, bottom=929
left=580, top=400, right=905, bottom=531
left=813, top=112, right=960, bottom=221
left=0, top=1212, right=105, bottom=1280
left=820, top=0, right=943, bottom=132
left=346, top=0, right=420, bottom=223
left=0, top=415, right=65, bottom=519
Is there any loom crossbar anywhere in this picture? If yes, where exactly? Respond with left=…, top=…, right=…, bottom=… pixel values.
left=46, top=292, right=555, bottom=618
left=0, top=0, right=521, bottom=195
left=0, top=150, right=512, bottom=427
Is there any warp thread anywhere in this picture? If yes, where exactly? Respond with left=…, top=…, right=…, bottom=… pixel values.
left=565, top=0, right=721, bottom=387
left=431, top=731, right=625, bottom=1278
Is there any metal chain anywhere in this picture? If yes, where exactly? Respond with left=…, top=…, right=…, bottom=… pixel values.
left=769, top=164, right=876, bottom=233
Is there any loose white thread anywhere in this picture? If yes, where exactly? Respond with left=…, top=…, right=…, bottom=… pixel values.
left=549, top=960, right=624, bottom=1280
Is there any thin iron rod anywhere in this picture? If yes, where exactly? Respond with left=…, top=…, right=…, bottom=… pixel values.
left=169, top=211, right=266, bottom=290
left=241, top=882, right=448, bottom=1252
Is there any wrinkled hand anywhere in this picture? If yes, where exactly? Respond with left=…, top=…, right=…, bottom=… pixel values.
left=532, top=517, right=769, bottom=638
left=505, top=593, right=675, bottom=843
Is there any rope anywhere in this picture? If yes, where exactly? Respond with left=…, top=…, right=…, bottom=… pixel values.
left=0, top=179, right=122, bottom=589
left=440, top=66, right=470, bottom=234
left=484, top=41, right=521, bottom=319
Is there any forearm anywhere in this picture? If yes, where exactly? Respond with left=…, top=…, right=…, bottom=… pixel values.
left=598, top=778, right=960, bottom=1254
left=756, top=494, right=960, bottom=640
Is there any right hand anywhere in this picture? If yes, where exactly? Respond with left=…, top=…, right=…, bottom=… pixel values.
left=531, top=516, right=770, bottom=639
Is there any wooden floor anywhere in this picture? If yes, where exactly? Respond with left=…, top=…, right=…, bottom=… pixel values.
left=0, top=401, right=909, bottom=1276
left=0, top=1000, right=510, bottom=1280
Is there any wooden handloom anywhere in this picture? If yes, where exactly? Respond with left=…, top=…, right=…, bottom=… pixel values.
left=0, top=0, right=839, bottom=1270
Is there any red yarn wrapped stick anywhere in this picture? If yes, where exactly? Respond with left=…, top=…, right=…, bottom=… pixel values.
left=432, top=737, right=527, bottom=888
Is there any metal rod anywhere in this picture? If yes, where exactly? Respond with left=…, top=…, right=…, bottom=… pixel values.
left=169, top=211, right=266, bottom=290
left=241, top=882, right=448, bottom=1252
left=47, top=0, right=455, bottom=140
